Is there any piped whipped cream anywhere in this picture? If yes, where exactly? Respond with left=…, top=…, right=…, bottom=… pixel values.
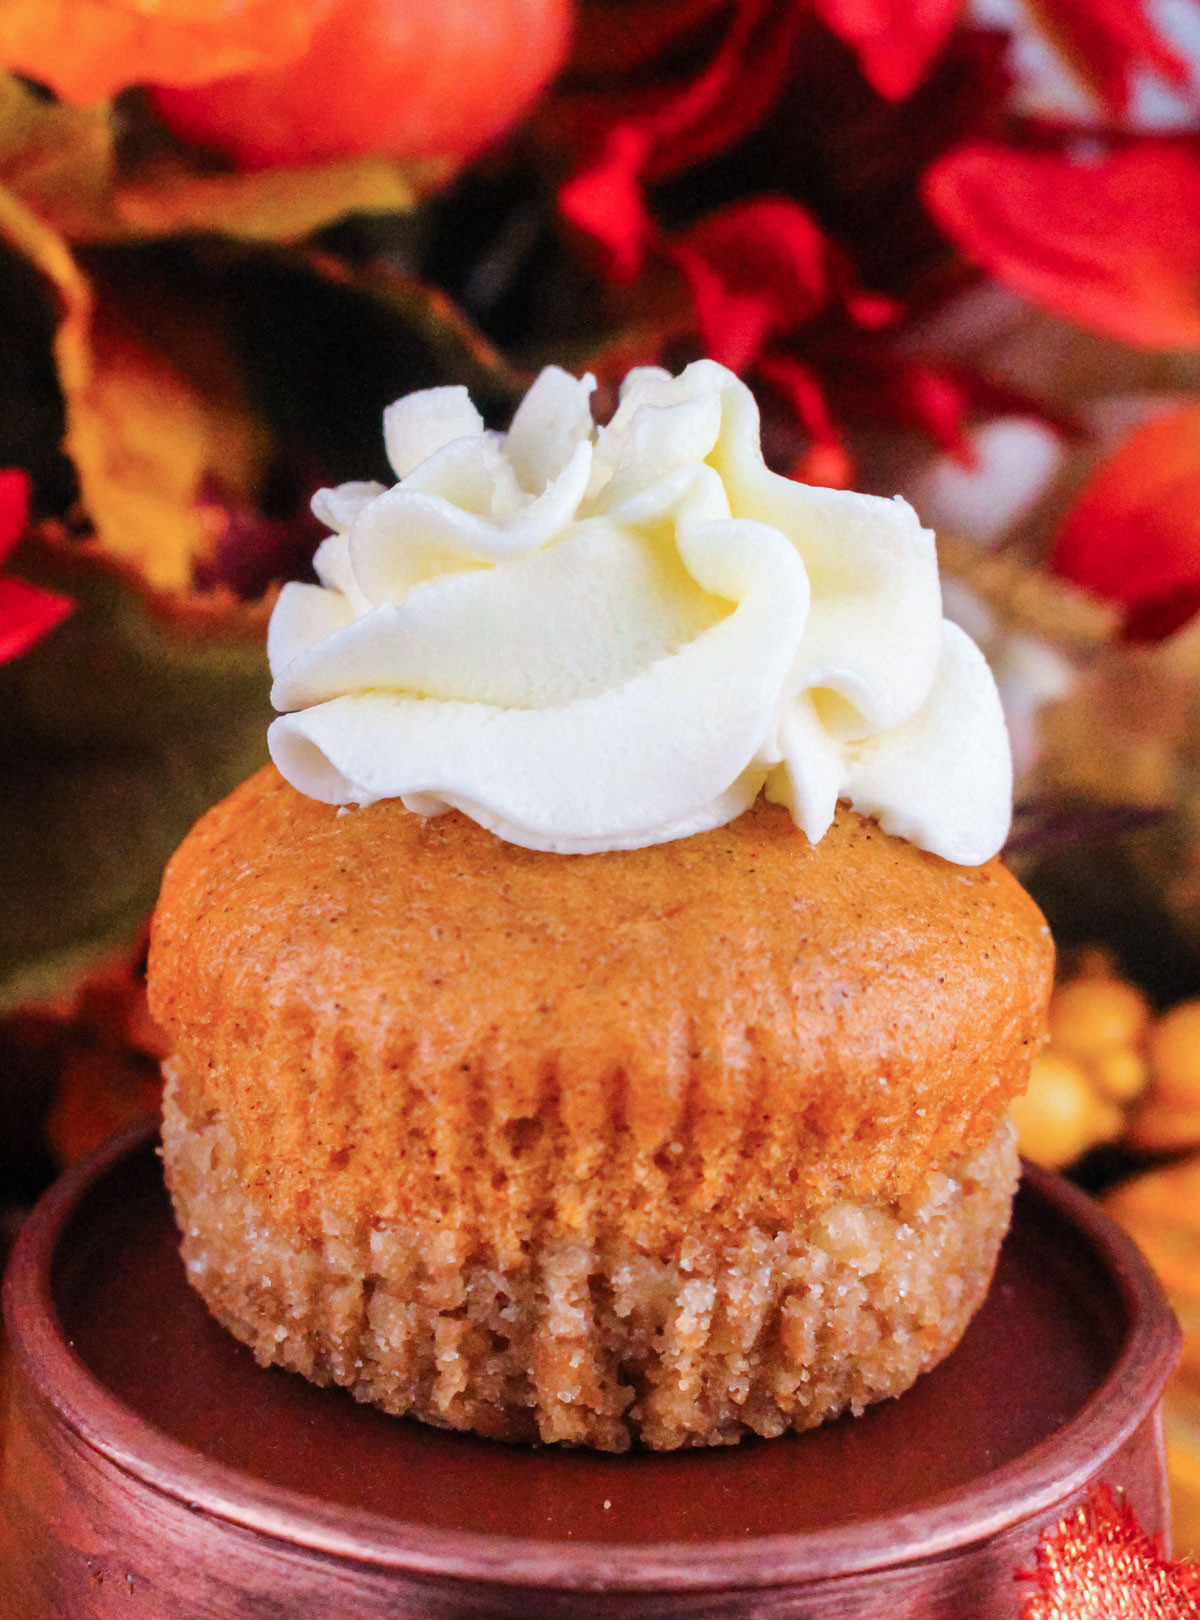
left=268, top=360, right=1012, bottom=864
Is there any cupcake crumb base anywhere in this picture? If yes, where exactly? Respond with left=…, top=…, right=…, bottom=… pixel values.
left=162, top=1082, right=1018, bottom=1452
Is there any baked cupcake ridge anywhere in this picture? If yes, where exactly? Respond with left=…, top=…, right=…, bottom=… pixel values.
left=150, top=361, right=1051, bottom=1452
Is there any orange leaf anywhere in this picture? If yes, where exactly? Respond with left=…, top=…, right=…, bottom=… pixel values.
left=813, top=0, right=963, bottom=100
left=42, top=939, right=164, bottom=1165
left=0, top=0, right=318, bottom=107
left=147, top=0, right=572, bottom=169
left=1051, top=406, right=1200, bottom=641
left=926, top=140, right=1200, bottom=351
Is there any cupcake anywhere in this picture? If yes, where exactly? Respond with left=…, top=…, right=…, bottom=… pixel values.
left=148, top=360, right=1053, bottom=1451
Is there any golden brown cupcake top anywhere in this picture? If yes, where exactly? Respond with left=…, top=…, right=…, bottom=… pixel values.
left=149, top=766, right=1052, bottom=1248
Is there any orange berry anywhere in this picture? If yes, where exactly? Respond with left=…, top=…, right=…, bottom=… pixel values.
left=1073, top=945, right=1119, bottom=978
left=1092, top=1095, right=1125, bottom=1144
left=1010, top=1051, right=1115, bottom=1170
left=1048, top=975, right=1150, bottom=1061
left=1149, top=1001, right=1200, bottom=1109
left=1090, top=1047, right=1151, bottom=1103
left=1127, top=1096, right=1200, bottom=1154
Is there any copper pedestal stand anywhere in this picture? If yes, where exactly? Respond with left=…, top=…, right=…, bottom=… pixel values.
left=1, top=1122, right=1181, bottom=1619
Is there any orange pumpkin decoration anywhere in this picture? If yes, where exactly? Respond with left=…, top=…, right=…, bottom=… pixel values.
left=150, top=0, right=573, bottom=169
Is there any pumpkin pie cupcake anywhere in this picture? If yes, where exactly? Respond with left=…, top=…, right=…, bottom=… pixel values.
left=149, top=360, right=1053, bottom=1450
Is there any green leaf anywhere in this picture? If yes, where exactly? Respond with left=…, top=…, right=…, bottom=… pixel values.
left=0, top=531, right=270, bottom=1013
left=0, top=72, right=117, bottom=239
left=113, top=152, right=452, bottom=245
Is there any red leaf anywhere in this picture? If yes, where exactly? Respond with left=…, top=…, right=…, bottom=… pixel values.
left=644, top=0, right=807, bottom=178
left=571, top=0, right=731, bottom=76
left=756, top=354, right=853, bottom=486
left=788, top=331, right=1058, bottom=456
left=1050, top=405, right=1200, bottom=641
left=558, top=125, right=656, bottom=283
left=926, top=140, right=1200, bottom=351
left=1030, top=0, right=1193, bottom=116
left=812, top=0, right=963, bottom=100
left=1020, top=1482, right=1200, bottom=1618
left=672, top=240, right=771, bottom=370
left=0, top=469, right=70, bottom=660
left=893, top=365, right=973, bottom=457
left=671, top=197, right=831, bottom=370
left=555, top=0, right=806, bottom=281
left=0, top=469, right=30, bottom=564
left=846, top=291, right=902, bottom=329
left=0, top=576, right=73, bottom=663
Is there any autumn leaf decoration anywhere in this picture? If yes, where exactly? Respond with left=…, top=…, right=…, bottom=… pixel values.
left=0, top=2, right=536, bottom=1019
left=1027, top=0, right=1194, bottom=118
left=148, top=0, right=572, bottom=170
left=917, top=21, right=1200, bottom=643
left=925, top=140, right=1200, bottom=353
left=553, top=1, right=925, bottom=481
left=1051, top=407, right=1200, bottom=644
left=1020, top=1485, right=1200, bottom=1619
left=0, top=468, right=70, bottom=662
left=811, top=0, right=963, bottom=102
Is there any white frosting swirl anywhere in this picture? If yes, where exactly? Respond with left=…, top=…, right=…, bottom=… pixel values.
left=268, top=360, right=1011, bottom=864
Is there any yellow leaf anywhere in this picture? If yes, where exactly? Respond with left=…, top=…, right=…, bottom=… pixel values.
left=0, top=68, right=487, bottom=594
left=66, top=315, right=270, bottom=591
left=0, top=165, right=268, bottom=590
left=0, top=177, right=93, bottom=402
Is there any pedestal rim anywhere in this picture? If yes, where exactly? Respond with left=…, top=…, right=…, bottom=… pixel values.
left=2, top=1118, right=1181, bottom=1594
